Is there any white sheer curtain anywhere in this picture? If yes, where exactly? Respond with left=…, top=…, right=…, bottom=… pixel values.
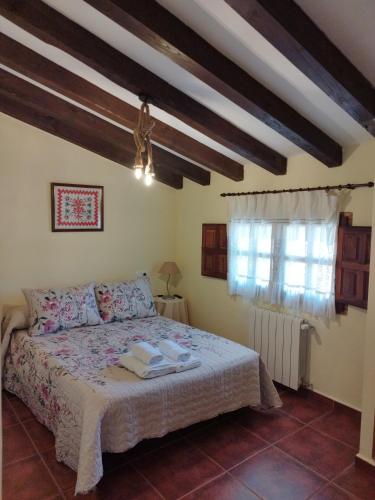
left=227, top=191, right=340, bottom=319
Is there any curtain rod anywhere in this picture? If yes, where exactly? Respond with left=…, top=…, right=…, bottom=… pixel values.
left=220, top=182, right=374, bottom=197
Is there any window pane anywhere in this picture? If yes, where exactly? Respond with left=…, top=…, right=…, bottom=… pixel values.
left=256, top=224, right=272, bottom=254
left=236, top=225, right=250, bottom=252
left=255, top=257, right=270, bottom=287
left=284, top=261, right=305, bottom=293
left=237, top=255, right=248, bottom=278
left=311, top=225, right=332, bottom=260
left=311, top=263, right=333, bottom=294
left=286, top=225, right=306, bottom=257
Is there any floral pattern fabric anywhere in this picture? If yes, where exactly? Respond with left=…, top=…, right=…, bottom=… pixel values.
left=3, top=315, right=281, bottom=494
left=23, top=283, right=102, bottom=336
left=95, top=277, right=156, bottom=322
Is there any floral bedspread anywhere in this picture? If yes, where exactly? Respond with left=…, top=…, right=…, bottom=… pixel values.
left=3, top=315, right=281, bottom=494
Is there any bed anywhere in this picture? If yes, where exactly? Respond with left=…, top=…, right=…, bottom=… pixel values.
left=2, top=308, right=281, bottom=494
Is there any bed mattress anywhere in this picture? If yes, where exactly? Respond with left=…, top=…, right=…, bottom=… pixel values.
left=3, top=315, right=281, bottom=494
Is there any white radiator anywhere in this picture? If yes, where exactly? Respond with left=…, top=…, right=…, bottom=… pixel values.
left=249, top=306, right=309, bottom=390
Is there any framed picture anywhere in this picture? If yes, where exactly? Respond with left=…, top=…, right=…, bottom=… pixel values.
left=51, top=183, right=104, bottom=232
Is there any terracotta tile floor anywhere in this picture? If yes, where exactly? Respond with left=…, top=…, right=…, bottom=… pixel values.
left=2, top=387, right=375, bottom=500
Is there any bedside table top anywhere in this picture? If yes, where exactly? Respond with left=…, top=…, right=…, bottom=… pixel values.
left=154, top=295, right=184, bottom=304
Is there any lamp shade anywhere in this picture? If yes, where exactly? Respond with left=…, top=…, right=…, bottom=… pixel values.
left=158, top=261, right=180, bottom=275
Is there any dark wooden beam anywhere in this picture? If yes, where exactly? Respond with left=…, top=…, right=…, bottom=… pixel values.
left=225, top=0, right=375, bottom=134
left=86, top=0, right=342, bottom=167
left=0, top=34, right=242, bottom=182
left=367, top=120, right=375, bottom=136
left=0, top=99, right=182, bottom=189
left=0, top=69, right=209, bottom=185
left=0, top=69, right=183, bottom=189
left=0, top=0, right=286, bottom=175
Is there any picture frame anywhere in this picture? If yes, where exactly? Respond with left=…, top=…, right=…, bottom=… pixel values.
left=51, top=183, right=104, bottom=232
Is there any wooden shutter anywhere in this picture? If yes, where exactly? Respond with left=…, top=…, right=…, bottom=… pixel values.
left=202, top=224, right=227, bottom=279
left=336, top=213, right=371, bottom=312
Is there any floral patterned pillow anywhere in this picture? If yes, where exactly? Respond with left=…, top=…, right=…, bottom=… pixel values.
left=23, top=283, right=102, bottom=336
left=95, top=277, right=156, bottom=323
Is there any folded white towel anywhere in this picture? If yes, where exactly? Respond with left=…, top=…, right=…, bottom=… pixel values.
left=131, top=341, right=163, bottom=365
left=176, top=356, right=201, bottom=373
left=159, top=339, right=191, bottom=362
left=120, top=352, right=176, bottom=379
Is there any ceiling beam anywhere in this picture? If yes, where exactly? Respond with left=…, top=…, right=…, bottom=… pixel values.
left=225, top=0, right=375, bottom=134
left=367, top=120, right=375, bottom=136
left=0, top=69, right=186, bottom=188
left=0, top=0, right=286, bottom=175
left=0, top=69, right=210, bottom=186
left=85, top=0, right=342, bottom=167
left=0, top=34, right=243, bottom=182
left=0, top=99, right=182, bottom=189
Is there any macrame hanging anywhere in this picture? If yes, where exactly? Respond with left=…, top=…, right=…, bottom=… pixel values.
left=133, top=97, right=155, bottom=185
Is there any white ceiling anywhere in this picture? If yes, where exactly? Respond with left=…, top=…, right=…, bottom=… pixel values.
left=295, top=0, right=375, bottom=85
left=0, top=0, right=373, bottom=165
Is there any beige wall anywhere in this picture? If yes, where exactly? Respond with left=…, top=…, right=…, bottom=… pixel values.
left=1, top=111, right=374, bottom=412
left=0, top=113, right=177, bottom=303
left=176, top=138, right=375, bottom=410
left=359, top=178, right=375, bottom=464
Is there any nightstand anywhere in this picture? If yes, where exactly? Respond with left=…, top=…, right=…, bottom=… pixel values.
left=154, top=296, right=189, bottom=325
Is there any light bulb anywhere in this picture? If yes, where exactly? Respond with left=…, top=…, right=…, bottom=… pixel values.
left=144, top=173, right=153, bottom=186
left=134, top=167, right=143, bottom=180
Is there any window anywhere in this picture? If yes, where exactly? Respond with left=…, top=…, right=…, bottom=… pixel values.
left=201, top=214, right=371, bottom=316
left=234, top=222, right=272, bottom=288
left=227, top=191, right=340, bottom=319
left=230, top=221, right=335, bottom=300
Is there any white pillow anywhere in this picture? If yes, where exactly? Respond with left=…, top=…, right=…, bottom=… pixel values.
left=23, top=283, right=102, bottom=336
left=95, top=277, right=156, bottom=323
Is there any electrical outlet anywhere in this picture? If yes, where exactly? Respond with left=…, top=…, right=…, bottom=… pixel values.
left=136, top=270, right=149, bottom=278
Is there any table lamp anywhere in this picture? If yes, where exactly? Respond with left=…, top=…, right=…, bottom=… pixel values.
left=158, top=261, right=180, bottom=299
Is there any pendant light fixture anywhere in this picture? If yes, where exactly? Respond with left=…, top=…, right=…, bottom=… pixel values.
left=133, top=95, right=155, bottom=185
